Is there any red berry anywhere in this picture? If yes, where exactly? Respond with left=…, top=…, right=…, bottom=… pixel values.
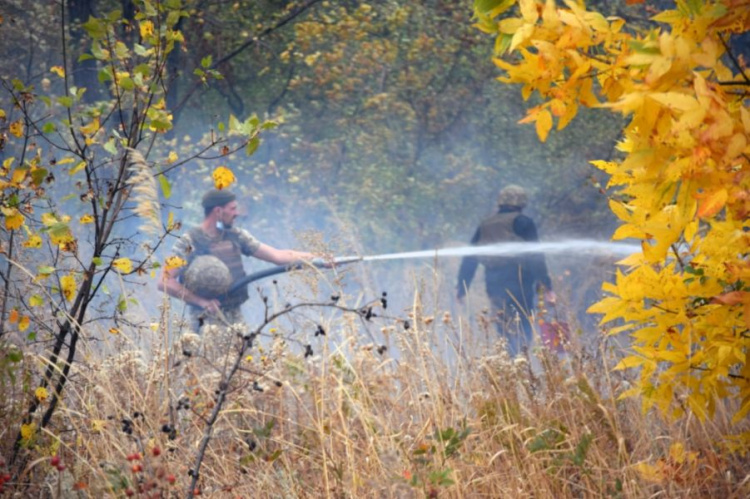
left=152, top=446, right=161, bottom=457
left=2, top=474, right=9, bottom=482
left=125, top=488, right=135, bottom=497
left=56, top=464, right=66, bottom=472
left=131, top=464, right=143, bottom=473
left=50, top=455, right=60, bottom=466
left=166, top=474, right=176, bottom=484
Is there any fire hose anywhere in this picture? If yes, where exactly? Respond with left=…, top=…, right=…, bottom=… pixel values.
left=226, top=256, right=363, bottom=295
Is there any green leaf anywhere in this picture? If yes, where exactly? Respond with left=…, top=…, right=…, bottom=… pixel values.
left=7, top=350, right=23, bottom=363
left=78, top=53, right=94, bottom=62
left=119, top=77, right=135, bottom=91
left=114, top=41, right=130, bottom=60
left=42, top=122, right=57, bottom=133
left=103, top=138, right=118, bottom=155
left=38, top=266, right=56, bottom=276
left=57, top=96, right=73, bottom=108
left=245, top=136, right=260, bottom=156
left=98, top=68, right=113, bottom=83
left=82, top=17, right=107, bottom=39
left=134, top=44, right=151, bottom=57
left=134, top=64, right=151, bottom=77
left=107, top=9, right=123, bottom=23
left=31, top=168, right=47, bottom=186
left=92, top=257, right=103, bottom=266
left=201, top=55, right=213, bottom=68
left=158, top=174, right=172, bottom=199
left=29, top=295, right=44, bottom=307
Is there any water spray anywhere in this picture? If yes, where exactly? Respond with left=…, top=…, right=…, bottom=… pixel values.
left=228, top=239, right=640, bottom=293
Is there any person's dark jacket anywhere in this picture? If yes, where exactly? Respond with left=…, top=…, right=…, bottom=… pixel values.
left=457, top=206, right=552, bottom=312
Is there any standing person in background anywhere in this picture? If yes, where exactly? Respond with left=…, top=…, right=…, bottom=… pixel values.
left=456, top=185, right=556, bottom=356
left=159, top=189, right=316, bottom=331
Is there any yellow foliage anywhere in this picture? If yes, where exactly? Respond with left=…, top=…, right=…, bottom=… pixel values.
left=477, top=0, right=750, bottom=433
left=212, top=166, right=236, bottom=190
left=165, top=255, right=186, bottom=271
left=20, top=422, right=36, bottom=441
left=60, top=274, right=76, bottom=302
left=2, top=207, right=24, bottom=230
left=140, top=20, right=154, bottom=38
left=112, top=257, right=133, bottom=274
left=35, top=386, right=49, bottom=402
left=9, top=120, right=24, bottom=138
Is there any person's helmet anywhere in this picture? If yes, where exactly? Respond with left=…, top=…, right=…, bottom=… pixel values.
left=183, top=255, right=232, bottom=298
left=497, top=184, right=528, bottom=208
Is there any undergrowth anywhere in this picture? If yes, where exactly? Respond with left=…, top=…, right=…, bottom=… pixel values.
left=0, top=270, right=748, bottom=498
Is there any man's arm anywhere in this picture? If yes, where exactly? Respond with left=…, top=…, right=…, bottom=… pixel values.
left=252, top=243, right=315, bottom=266
left=156, top=233, right=221, bottom=313
left=157, top=267, right=221, bottom=313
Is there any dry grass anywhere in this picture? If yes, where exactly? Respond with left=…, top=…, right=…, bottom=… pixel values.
left=1, top=271, right=749, bottom=498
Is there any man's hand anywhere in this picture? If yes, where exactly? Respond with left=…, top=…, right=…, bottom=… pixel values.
left=198, top=297, right=221, bottom=314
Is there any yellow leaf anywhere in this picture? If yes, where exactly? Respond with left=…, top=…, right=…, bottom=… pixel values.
left=41, top=213, right=58, bottom=226
left=23, top=234, right=42, bottom=248
left=92, top=419, right=106, bottom=432
left=112, top=257, right=133, bottom=274
left=535, top=109, right=553, bottom=143
left=35, top=387, right=48, bottom=402
left=29, top=295, right=43, bottom=307
left=19, top=315, right=30, bottom=331
left=109, top=327, right=120, bottom=335
left=3, top=208, right=24, bottom=230
left=212, top=166, right=236, bottom=190
left=69, top=161, right=87, bottom=175
left=167, top=151, right=178, bottom=164
left=50, top=66, right=66, bottom=78
left=165, top=255, right=186, bottom=271
left=79, top=214, right=94, bottom=224
left=140, top=20, right=154, bottom=38
left=20, top=422, right=36, bottom=441
left=9, top=120, right=24, bottom=138
left=79, top=118, right=100, bottom=137
left=9, top=309, right=19, bottom=323
left=696, top=189, right=727, bottom=218
left=614, top=355, right=646, bottom=370
left=60, top=274, right=76, bottom=302
left=711, top=291, right=748, bottom=306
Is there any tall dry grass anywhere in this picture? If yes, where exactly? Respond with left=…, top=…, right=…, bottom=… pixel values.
left=1, top=269, right=749, bottom=498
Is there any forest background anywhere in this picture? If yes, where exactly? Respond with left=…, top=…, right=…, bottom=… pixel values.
left=1, top=0, right=749, bottom=497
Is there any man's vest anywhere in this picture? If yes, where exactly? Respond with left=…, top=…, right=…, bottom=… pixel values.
left=476, top=211, right=524, bottom=271
left=186, top=227, right=249, bottom=308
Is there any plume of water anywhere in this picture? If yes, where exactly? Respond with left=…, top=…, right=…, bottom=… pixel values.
left=352, top=239, right=640, bottom=262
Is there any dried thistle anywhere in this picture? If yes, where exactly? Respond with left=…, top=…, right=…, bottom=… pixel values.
left=125, top=148, right=161, bottom=236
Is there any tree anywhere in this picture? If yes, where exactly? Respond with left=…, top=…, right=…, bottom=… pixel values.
left=0, top=0, right=269, bottom=478
left=475, top=0, right=750, bottom=437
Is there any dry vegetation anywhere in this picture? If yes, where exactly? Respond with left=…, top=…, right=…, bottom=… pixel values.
left=1, top=268, right=749, bottom=499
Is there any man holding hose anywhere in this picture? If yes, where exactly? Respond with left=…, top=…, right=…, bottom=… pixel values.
left=159, top=189, right=315, bottom=331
